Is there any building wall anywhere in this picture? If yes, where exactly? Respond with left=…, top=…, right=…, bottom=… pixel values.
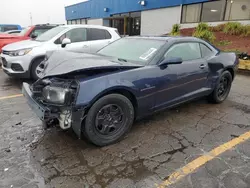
left=87, top=19, right=104, bottom=25
left=141, top=6, right=181, bottom=35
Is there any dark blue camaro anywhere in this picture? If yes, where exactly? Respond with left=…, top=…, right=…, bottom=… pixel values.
left=22, top=36, right=238, bottom=146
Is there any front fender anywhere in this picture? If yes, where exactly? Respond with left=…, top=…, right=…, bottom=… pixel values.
left=75, top=76, right=138, bottom=108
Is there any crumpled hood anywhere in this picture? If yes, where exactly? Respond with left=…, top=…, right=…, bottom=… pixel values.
left=43, top=51, right=143, bottom=77
left=2, top=39, right=42, bottom=51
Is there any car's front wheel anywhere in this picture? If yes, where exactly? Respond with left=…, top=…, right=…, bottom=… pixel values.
left=84, top=94, right=134, bottom=146
left=31, top=57, right=45, bottom=80
left=208, top=70, right=232, bottom=103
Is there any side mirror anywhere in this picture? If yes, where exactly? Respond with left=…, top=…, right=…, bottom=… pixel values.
left=159, top=57, right=183, bottom=67
left=61, top=38, right=71, bottom=48
left=30, top=33, right=38, bottom=39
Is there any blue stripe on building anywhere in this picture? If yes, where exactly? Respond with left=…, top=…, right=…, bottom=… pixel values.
left=65, top=0, right=209, bottom=20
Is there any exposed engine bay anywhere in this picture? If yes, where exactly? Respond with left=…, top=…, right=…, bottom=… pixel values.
left=31, top=78, right=79, bottom=130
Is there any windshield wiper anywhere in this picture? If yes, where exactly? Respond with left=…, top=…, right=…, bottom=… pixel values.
left=117, top=58, right=127, bottom=62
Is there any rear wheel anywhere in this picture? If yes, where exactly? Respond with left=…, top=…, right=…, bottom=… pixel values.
left=208, top=70, right=232, bottom=103
left=31, top=57, right=45, bottom=80
left=84, top=94, right=134, bottom=146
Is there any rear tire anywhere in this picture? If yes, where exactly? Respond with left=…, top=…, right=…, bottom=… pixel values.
left=208, top=70, right=232, bottom=103
left=31, top=57, right=45, bottom=80
left=84, top=94, right=134, bottom=146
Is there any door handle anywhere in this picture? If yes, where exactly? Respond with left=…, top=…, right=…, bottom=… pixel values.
left=83, top=45, right=88, bottom=48
left=199, top=64, right=206, bottom=69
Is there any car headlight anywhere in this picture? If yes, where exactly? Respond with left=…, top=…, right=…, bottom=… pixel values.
left=42, top=86, right=70, bottom=104
left=9, top=48, right=32, bottom=56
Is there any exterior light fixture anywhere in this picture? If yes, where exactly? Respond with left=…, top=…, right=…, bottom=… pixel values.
left=72, top=10, right=76, bottom=13
left=241, top=5, right=247, bottom=11
left=210, top=9, right=218, bottom=12
left=104, top=8, right=109, bottom=12
left=138, top=0, right=146, bottom=6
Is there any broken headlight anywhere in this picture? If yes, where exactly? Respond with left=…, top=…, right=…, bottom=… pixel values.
left=42, top=86, right=71, bottom=104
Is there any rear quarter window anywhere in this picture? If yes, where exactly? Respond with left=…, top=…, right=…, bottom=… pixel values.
left=200, top=43, right=214, bottom=58
left=87, top=28, right=111, bottom=41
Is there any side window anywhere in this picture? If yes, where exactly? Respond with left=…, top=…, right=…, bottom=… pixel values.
left=29, top=28, right=50, bottom=37
left=3, top=26, right=18, bottom=32
left=164, top=42, right=201, bottom=61
left=200, top=43, right=213, bottom=58
left=56, top=28, right=87, bottom=44
left=105, top=30, right=112, bottom=39
left=87, top=28, right=110, bottom=41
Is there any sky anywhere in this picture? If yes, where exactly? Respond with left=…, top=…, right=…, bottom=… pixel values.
left=0, top=0, right=87, bottom=27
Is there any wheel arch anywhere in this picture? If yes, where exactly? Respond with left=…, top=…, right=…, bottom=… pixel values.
left=86, top=87, right=138, bottom=117
left=225, top=67, right=235, bottom=80
left=28, top=55, right=46, bottom=76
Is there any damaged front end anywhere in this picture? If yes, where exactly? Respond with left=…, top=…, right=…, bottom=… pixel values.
left=22, top=77, right=85, bottom=138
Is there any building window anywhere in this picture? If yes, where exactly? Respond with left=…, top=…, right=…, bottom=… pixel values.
left=182, top=4, right=201, bottom=23
left=110, top=12, right=141, bottom=36
left=81, top=19, right=87, bottom=24
left=76, top=19, right=81, bottom=24
left=201, top=0, right=226, bottom=22
left=225, top=0, right=250, bottom=20
left=72, top=20, right=76, bottom=24
left=67, top=20, right=72, bottom=25
left=181, top=0, right=250, bottom=23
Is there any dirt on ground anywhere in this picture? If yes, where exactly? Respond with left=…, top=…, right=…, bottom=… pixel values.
left=181, top=28, right=250, bottom=54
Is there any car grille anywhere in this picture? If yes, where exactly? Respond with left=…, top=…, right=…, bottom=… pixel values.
left=11, top=63, right=24, bottom=71
left=1, top=57, right=7, bottom=67
left=2, top=50, right=11, bottom=56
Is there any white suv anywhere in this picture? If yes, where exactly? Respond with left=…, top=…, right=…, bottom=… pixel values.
left=0, top=25, right=120, bottom=79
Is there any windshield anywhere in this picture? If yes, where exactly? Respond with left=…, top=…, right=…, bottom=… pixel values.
left=98, top=38, right=165, bottom=64
left=35, top=27, right=67, bottom=42
left=17, top=27, right=31, bottom=36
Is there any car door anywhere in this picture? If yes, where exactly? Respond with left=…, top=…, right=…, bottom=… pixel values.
left=87, top=28, right=112, bottom=53
left=56, top=28, right=91, bottom=53
left=154, top=42, right=209, bottom=110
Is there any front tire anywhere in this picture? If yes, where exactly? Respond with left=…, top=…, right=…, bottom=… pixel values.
left=84, top=94, right=134, bottom=146
left=31, top=57, right=45, bottom=80
left=208, top=70, right=232, bottom=103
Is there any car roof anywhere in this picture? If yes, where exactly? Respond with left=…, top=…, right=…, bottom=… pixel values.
left=62, top=24, right=117, bottom=30
left=125, top=36, right=202, bottom=42
left=0, top=24, right=21, bottom=26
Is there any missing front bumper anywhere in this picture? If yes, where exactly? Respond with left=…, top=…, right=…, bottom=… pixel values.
left=22, top=82, right=85, bottom=139
left=22, top=82, right=49, bottom=120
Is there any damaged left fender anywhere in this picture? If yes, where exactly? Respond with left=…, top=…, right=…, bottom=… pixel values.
left=71, top=69, right=142, bottom=139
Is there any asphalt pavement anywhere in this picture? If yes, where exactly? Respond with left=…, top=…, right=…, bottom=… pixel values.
left=0, top=70, right=250, bottom=188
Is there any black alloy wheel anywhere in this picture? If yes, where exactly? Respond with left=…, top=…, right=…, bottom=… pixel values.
left=208, top=70, right=232, bottom=103
left=84, top=94, right=134, bottom=146
left=95, top=104, right=124, bottom=136
left=217, top=76, right=230, bottom=100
